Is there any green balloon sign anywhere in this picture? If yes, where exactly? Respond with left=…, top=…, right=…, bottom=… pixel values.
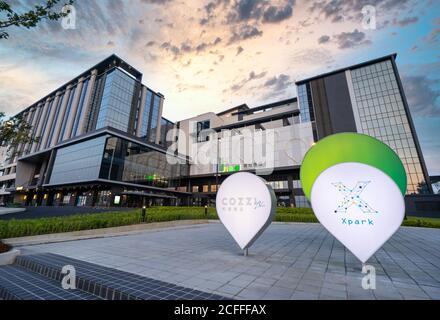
left=300, top=132, right=407, bottom=201
left=300, top=132, right=407, bottom=263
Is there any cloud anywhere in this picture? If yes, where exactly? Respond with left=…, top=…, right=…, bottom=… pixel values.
left=229, top=24, right=263, bottom=44
left=262, top=1, right=295, bottom=23
left=402, top=75, right=440, bottom=117
left=226, top=0, right=295, bottom=24
left=160, top=37, right=223, bottom=58
left=318, top=35, right=330, bottom=44
left=227, top=0, right=264, bottom=22
left=141, top=0, right=174, bottom=4
left=264, top=74, right=292, bottom=91
left=310, top=0, right=412, bottom=23
left=228, top=70, right=267, bottom=92
left=424, top=27, right=440, bottom=44
left=333, top=29, right=371, bottom=49
left=393, top=16, right=418, bottom=27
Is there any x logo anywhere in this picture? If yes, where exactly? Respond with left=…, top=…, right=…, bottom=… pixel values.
left=332, top=181, right=378, bottom=214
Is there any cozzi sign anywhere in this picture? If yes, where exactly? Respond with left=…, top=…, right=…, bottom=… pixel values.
left=300, top=133, right=407, bottom=264
left=216, top=172, right=276, bottom=252
left=220, top=197, right=265, bottom=209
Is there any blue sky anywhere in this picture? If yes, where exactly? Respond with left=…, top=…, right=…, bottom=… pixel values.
left=0, top=0, right=439, bottom=174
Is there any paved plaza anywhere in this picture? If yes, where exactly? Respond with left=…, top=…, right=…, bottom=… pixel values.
left=21, top=222, right=440, bottom=300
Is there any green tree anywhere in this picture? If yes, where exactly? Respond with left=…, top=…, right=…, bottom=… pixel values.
left=0, top=0, right=74, bottom=39
left=0, top=112, right=37, bottom=159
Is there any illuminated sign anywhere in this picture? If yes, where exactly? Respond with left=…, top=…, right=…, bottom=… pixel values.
left=300, top=133, right=406, bottom=263
left=114, top=196, right=121, bottom=205
left=218, top=164, right=241, bottom=173
left=216, top=172, right=276, bottom=251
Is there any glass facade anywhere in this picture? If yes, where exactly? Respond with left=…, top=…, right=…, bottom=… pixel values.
left=38, top=99, right=54, bottom=149
left=148, top=96, right=161, bottom=143
left=139, top=90, right=153, bottom=138
left=159, top=118, right=174, bottom=148
left=96, top=69, right=136, bottom=132
left=297, top=83, right=315, bottom=123
left=59, top=87, right=76, bottom=141
left=72, top=79, right=90, bottom=136
left=295, top=195, right=311, bottom=208
left=45, top=94, right=64, bottom=148
left=99, top=136, right=188, bottom=189
left=350, top=60, right=427, bottom=194
left=49, top=136, right=107, bottom=185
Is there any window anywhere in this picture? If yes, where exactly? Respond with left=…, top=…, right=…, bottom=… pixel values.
left=350, top=60, right=427, bottom=194
left=196, top=120, right=210, bottom=142
left=96, top=69, right=136, bottom=132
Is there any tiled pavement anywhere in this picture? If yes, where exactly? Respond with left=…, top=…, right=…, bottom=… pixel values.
left=20, top=222, right=440, bottom=300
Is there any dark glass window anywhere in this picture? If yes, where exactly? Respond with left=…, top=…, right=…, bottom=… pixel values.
left=196, top=120, right=210, bottom=142
left=99, top=136, right=188, bottom=189
left=96, top=69, right=136, bottom=132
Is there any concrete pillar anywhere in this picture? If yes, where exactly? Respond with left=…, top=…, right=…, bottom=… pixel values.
left=25, top=105, right=42, bottom=154
left=77, top=70, right=98, bottom=135
left=39, top=92, right=61, bottom=150
left=14, top=110, right=33, bottom=161
left=31, top=99, right=50, bottom=153
left=63, top=77, right=85, bottom=141
left=22, top=107, right=36, bottom=155
left=50, top=86, right=72, bottom=147
left=136, top=86, right=148, bottom=137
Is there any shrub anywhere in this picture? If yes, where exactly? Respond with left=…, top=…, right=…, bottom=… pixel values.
left=0, top=206, right=438, bottom=239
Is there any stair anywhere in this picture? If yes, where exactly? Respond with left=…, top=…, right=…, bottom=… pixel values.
left=0, top=253, right=229, bottom=300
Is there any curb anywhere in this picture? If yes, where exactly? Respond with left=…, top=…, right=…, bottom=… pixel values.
left=4, top=220, right=211, bottom=247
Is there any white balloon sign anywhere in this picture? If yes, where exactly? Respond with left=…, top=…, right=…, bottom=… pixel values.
left=311, top=162, right=405, bottom=263
left=216, top=172, right=277, bottom=251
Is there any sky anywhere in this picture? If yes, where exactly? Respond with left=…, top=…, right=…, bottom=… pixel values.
left=0, top=0, right=439, bottom=174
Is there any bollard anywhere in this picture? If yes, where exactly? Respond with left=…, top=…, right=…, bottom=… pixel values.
left=204, top=205, right=208, bottom=216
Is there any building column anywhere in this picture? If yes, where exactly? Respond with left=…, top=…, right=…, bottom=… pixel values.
left=24, top=105, right=41, bottom=155
left=50, top=85, right=72, bottom=147
left=31, top=99, right=51, bottom=153
left=287, top=175, right=296, bottom=207
left=77, top=70, right=98, bottom=135
left=14, top=110, right=33, bottom=161
left=63, top=77, right=85, bottom=141
left=136, top=86, right=147, bottom=137
left=39, top=92, right=61, bottom=150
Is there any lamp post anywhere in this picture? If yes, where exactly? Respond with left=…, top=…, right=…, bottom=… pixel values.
left=141, top=197, right=147, bottom=222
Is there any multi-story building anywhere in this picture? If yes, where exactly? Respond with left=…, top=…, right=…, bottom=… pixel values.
left=0, top=53, right=433, bottom=209
left=0, top=55, right=189, bottom=207
left=174, top=54, right=432, bottom=206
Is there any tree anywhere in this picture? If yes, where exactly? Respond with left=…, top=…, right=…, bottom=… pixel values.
left=0, top=0, right=74, bottom=39
left=0, top=112, right=37, bottom=159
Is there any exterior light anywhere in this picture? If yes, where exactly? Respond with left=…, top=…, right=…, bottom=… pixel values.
left=16, top=186, right=24, bottom=191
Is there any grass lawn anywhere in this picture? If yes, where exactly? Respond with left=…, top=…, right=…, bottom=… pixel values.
left=0, top=206, right=438, bottom=239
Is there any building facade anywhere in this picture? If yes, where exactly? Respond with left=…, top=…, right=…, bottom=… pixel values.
left=0, top=55, right=189, bottom=207
left=0, top=53, right=433, bottom=208
left=173, top=54, right=432, bottom=207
